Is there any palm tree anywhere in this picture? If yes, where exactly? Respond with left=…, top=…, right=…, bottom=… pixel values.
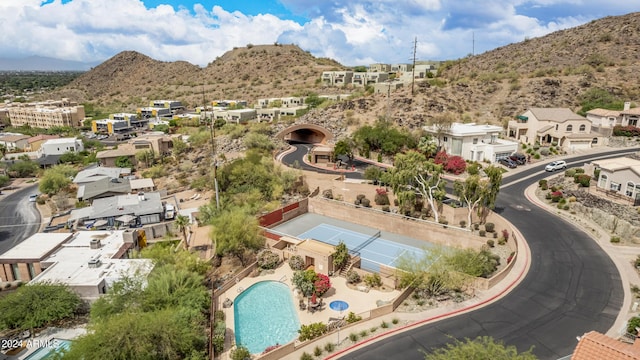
left=175, top=215, right=190, bottom=250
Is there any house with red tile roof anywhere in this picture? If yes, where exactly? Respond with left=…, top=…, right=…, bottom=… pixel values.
left=572, top=331, right=640, bottom=360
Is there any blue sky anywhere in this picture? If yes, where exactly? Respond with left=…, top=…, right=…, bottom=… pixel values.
left=1, top=1, right=638, bottom=67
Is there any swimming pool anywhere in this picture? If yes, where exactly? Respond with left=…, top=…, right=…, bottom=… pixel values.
left=234, top=281, right=300, bottom=354
left=23, top=339, right=72, bottom=360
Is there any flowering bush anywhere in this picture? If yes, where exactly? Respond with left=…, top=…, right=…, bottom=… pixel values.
left=434, top=150, right=449, bottom=165
left=375, top=188, right=387, bottom=195
left=257, top=250, right=280, bottom=270
left=550, top=191, right=564, bottom=203
left=444, top=155, right=467, bottom=175
left=574, top=174, right=591, bottom=187
left=262, top=344, right=281, bottom=354
left=613, top=125, right=640, bottom=137
left=314, top=273, right=331, bottom=296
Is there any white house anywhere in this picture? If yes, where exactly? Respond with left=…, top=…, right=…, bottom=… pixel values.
left=586, top=102, right=639, bottom=136
left=38, top=137, right=84, bottom=157
left=423, top=122, right=519, bottom=163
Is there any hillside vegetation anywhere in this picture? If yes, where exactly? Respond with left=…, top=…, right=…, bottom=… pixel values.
left=47, top=12, right=640, bottom=130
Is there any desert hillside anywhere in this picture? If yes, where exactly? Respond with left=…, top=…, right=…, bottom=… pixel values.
left=49, top=12, right=640, bottom=132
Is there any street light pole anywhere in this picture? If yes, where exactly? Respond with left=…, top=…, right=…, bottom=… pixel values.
left=203, top=85, right=220, bottom=210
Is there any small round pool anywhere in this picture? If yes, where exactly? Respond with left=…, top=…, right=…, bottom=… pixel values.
left=234, top=281, right=300, bottom=354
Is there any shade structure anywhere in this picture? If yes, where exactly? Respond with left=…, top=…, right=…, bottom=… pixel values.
left=115, top=214, right=136, bottom=223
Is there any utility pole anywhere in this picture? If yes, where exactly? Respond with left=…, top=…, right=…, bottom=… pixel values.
left=203, top=85, right=220, bottom=210
left=411, top=37, right=417, bottom=96
left=472, top=32, right=475, bottom=56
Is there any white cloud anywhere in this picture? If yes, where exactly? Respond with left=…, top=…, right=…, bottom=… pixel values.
left=0, top=0, right=637, bottom=66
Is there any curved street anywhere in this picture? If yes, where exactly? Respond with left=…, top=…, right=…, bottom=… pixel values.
left=281, top=143, right=637, bottom=359
left=0, top=184, right=41, bottom=255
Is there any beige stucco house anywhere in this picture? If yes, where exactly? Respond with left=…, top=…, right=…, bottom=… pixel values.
left=590, top=156, right=640, bottom=204
left=508, top=107, right=605, bottom=152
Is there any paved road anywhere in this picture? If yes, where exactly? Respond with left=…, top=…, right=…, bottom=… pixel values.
left=283, top=147, right=634, bottom=360
left=281, top=142, right=368, bottom=179
left=0, top=184, right=41, bottom=255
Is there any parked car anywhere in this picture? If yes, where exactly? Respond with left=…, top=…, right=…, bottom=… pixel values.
left=509, top=153, right=527, bottom=165
left=499, top=158, right=518, bottom=168
left=545, top=160, right=567, bottom=172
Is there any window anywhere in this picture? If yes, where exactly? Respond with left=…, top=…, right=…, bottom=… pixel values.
left=592, top=137, right=598, bottom=144
left=579, top=124, right=586, bottom=132
left=598, top=174, right=607, bottom=188
left=566, top=125, right=573, bottom=131
left=11, top=264, right=20, bottom=281
left=555, top=124, right=559, bottom=130
left=610, top=182, right=621, bottom=192
left=443, top=136, right=448, bottom=142
left=626, top=182, right=635, bottom=197
left=28, top=263, right=36, bottom=279
left=451, top=138, right=462, bottom=155
left=472, top=138, right=478, bottom=144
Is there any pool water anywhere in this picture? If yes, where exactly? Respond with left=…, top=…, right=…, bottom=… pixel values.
left=234, top=281, right=300, bottom=354
left=24, top=339, right=72, bottom=360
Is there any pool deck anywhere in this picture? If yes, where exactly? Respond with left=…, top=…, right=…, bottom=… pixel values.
left=217, top=265, right=400, bottom=358
left=1, top=327, right=86, bottom=360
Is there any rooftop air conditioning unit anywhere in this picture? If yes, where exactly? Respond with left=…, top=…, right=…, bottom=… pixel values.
left=88, top=258, right=102, bottom=268
left=90, top=238, right=101, bottom=249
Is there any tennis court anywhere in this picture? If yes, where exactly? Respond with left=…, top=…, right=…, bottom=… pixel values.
left=272, top=213, right=433, bottom=272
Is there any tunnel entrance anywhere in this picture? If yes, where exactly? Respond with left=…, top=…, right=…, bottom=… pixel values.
left=276, top=124, right=333, bottom=144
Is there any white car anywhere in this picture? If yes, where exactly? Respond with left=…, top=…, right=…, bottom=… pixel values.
left=545, top=160, right=567, bottom=172
left=28, top=194, right=38, bottom=202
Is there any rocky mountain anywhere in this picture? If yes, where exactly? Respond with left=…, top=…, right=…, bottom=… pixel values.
left=52, top=44, right=345, bottom=108
left=50, top=12, right=640, bottom=132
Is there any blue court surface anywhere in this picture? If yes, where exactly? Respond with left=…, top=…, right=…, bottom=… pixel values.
left=297, top=223, right=429, bottom=273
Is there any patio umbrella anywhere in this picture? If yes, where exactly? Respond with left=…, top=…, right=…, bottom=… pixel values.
left=311, top=293, right=317, bottom=304
left=329, top=300, right=349, bottom=344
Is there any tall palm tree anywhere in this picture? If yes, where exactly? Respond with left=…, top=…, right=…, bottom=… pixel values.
left=175, top=215, right=190, bottom=250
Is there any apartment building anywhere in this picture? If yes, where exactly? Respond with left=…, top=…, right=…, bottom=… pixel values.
left=321, top=71, right=354, bottom=86
left=150, top=100, right=183, bottom=111
left=352, top=72, right=389, bottom=87
left=92, top=118, right=131, bottom=134
left=7, top=99, right=85, bottom=128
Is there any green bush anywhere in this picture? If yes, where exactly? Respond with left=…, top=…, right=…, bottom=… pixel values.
left=575, top=174, right=591, bottom=187
left=346, top=270, right=361, bottom=284
left=314, top=346, right=323, bottom=357
left=298, top=322, right=328, bottom=341
left=575, top=168, right=585, bottom=174
left=628, top=316, right=640, bottom=334
left=374, top=193, right=390, bottom=205
left=363, top=273, right=382, bottom=287
left=381, top=205, right=390, bottom=212
left=359, top=329, right=368, bottom=337
left=486, top=239, right=495, bottom=247
left=479, top=230, right=486, bottom=237
left=288, top=255, right=305, bottom=270
left=380, top=321, right=389, bottom=328
left=324, top=342, right=335, bottom=352
left=459, top=220, right=467, bottom=228
left=361, top=198, right=371, bottom=207
left=392, top=318, right=399, bottom=324
left=300, top=352, right=313, bottom=360
left=230, top=346, right=251, bottom=360
left=565, top=169, right=577, bottom=177
left=346, top=311, right=362, bottom=323
left=349, top=333, right=359, bottom=342
left=257, top=250, right=280, bottom=270
left=498, top=238, right=506, bottom=246
left=484, top=223, right=495, bottom=232
left=611, top=236, right=621, bottom=243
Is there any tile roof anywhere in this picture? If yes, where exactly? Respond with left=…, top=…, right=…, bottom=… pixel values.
left=572, top=331, right=640, bottom=360
left=587, top=108, right=622, bottom=117
left=0, top=135, right=30, bottom=142
left=529, top=108, right=586, bottom=123
left=622, top=108, right=640, bottom=116
left=27, top=134, right=60, bottom=143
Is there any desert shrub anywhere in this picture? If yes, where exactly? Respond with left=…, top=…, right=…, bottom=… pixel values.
left=628, top=316, right=640, bottom=334
left=540, top=148, right=550, bottom=156
left=288, top=255, right=305, bottom=270
left=538, top=179, right=548, bottom=190
left=467, top=163, right=481, bottom=175
left=568, top=196, right=577, bottom=202
left=493, top=232, right=498, bottom=239
left=565, top=169, right=577, bottom=177
left=611, top=236, right=621, bottom=243
left=550, top=191, right=563, bottom=202
left=298, top=322, right=328, bottom=341
left=473, top=223, right=480, bottom=230
left=563, top=204, right=570, bottom=210
left=459, top=220, right=467, bottom=228
left=359, top=329, right=368, bottom=337
left=322, top=189, right=334, bottom=199
left=392, top=318, right=399, bottom=324
left=498, top=238, right=506, bottom=245
left=374, top=188, right=390, bottom=205
left=324, top=342, right=335, bottom=352
left=382, top=205, right=390, bottom=212
left=363, top=273, right=382, bottom=287
left=614, top=125, right=640, bottom=137
left=314, top=346, right=323, bottom=357
left=575, top=174, right=591, bottom=187
left=380, top=321, right=389, bottom=328
left=230, top=346, right=251, bottom=360
left=300, top=352, right=313, bottom=360
left=257, top=250, right=280, bottom=270
left=484, top=222, right=495, bottom=232
left=346, top=311, right=362, bottom=323
left=361, top=198, right=371, bottom=207
left=486, top=239, right=495, bottom=247
left=349, top=333, right=359, bottom=342
left=575, top=168, right=585, bottom=174
left=394, top=198, right=399, bottom=206
left=346, top=270, right=361, bottom=284
left=534, top=153, right=541, bottom=159
left=479, top=230, right=486, bottom=237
